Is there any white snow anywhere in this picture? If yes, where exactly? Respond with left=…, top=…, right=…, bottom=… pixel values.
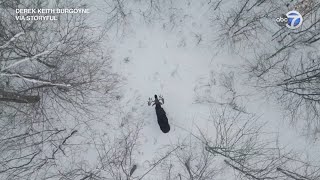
left=46, top=0, right=320, bottom=178
left=86, top=0, right=320, bottom=177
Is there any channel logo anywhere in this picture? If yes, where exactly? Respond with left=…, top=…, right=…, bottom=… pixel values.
left=286, top=10, right=303, bottom=29
left=276, top=10, right=303, bottom=29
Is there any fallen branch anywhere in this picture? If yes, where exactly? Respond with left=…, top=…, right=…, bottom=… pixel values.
left=0, top=32, right=24, bottom=49
left=1, top=50, right=50, bottom=71
left=139, top=146, right=180, bottom=180
left=0, top=72, right=71, bottom=87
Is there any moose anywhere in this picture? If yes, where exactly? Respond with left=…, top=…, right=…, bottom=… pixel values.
left=148, top=95, right=170, bottom=133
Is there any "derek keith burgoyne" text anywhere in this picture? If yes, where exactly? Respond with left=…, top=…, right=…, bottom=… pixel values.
left=15, top=8, right=90, bottom=21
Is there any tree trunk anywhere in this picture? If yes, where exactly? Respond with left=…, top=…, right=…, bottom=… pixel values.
left=0, top=89, right=40, bottom=103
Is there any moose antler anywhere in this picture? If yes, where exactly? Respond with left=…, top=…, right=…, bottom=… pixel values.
left=159, top=95, right=164, bottom=104
left=148, top=97, right=154, bottom=106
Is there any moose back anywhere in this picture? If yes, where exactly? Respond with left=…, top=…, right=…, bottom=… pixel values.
left=148, top=95, right=170, bottom=133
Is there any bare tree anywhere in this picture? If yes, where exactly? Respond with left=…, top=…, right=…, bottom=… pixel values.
left=153, top=102, right=320, bottom=180
left=192, top=69, right=320, bottom=179
left=99, top=0, right=191, bottom=36
left=49, top=117, right=144, bottom=180
left=167, top=139, right=222, bottom=180
left=201, top=103, right=320, bottom=180
left=0, top=0, right=118, bottom=179
left=211, top=0, right=320, bottom=139
left=206, top=105, right=287, bottom=179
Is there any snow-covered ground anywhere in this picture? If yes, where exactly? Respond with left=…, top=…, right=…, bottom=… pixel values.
left=3, top=1, right=320, bottom=179
left=89, top=0, right=320, bottom=177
